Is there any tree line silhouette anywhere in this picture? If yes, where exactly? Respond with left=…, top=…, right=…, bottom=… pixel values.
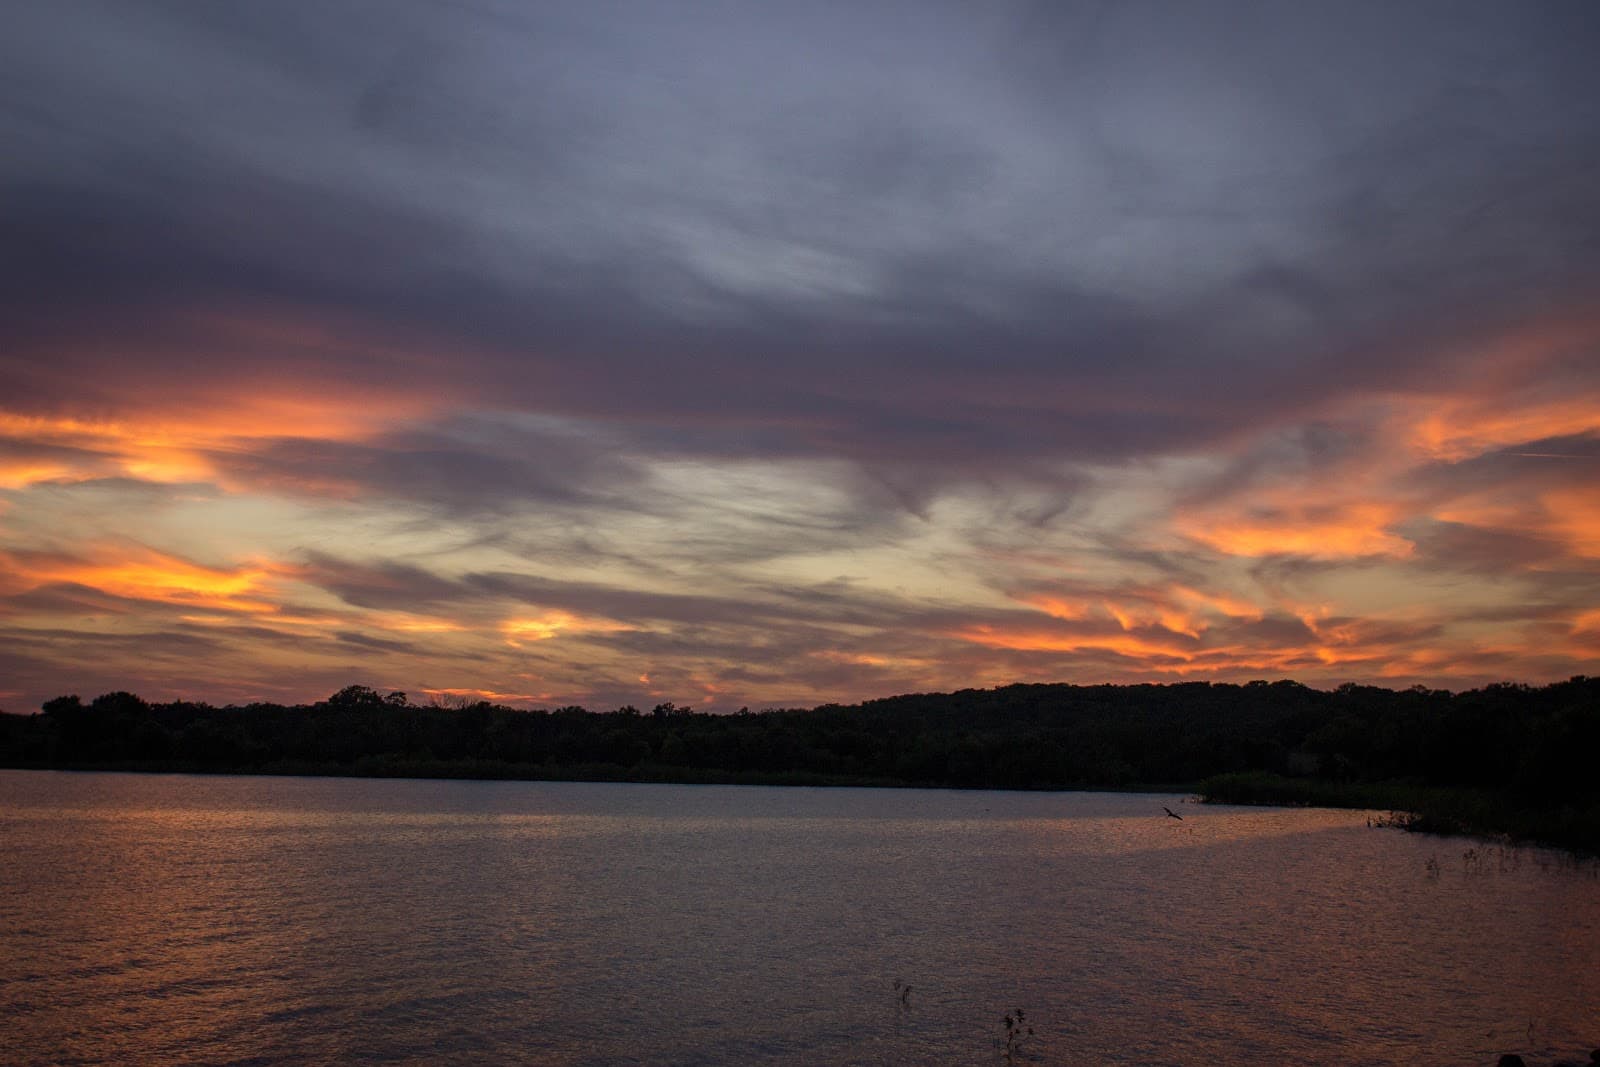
left=2, top=677, right=1595, bottom=848
left=3, top=676, right=1594, bottom=793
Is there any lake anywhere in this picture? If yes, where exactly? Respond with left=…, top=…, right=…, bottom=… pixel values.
left=1, top=770, right=1596, bottom=1065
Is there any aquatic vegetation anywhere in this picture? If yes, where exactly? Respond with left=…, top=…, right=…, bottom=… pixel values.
left=1199, top=771, right=1600, bottom=857
left=1001, top=1008, right=1034, bottom=1064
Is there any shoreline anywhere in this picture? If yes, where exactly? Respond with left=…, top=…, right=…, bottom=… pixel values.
left=1197, top=771, right=1600, bottom=858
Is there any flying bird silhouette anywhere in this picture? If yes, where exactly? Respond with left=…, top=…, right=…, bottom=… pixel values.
left=1163, top=806, right=1183, bottom=820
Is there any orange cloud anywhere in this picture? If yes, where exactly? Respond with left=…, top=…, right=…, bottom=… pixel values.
left=1016, top=585, right=1262, bottom=640
left=6, top=545, right=287, bottom=614
left=1016, top=594, right=1091, bottom=621
left=1164, top=314, right=1599, bottom=575
left=949, top=622, right=1351, bottom=681
left=420, top=687, right=543, bottom=704
left=500, top=611, right=634, bottom=647
left=1171, top=584, right=1264, bottom=621
left=943, top=594, right=1517, bottom=687
left=1176, top=502, right=1413, bottom=560
left=1405, top=395, right=1600, bottom=463
left=1542, top=486, right=1600, bottom=559
left=810, top=649, right=933, bottom=671
left=953, top=619, right=1395, bottom=681
left=1430, top=484, right=1600, bottom=561
left=1384, top=312, right=1600, bottom=460
left=0, top=386, right=445, bottom=491
left=370, top=615, right=468, bottom=635
left=1146, top=585, right=1264, bottom=638
left=953, top=623, right=1193, bottom=662
left=0, top=460, right=88, bottom=489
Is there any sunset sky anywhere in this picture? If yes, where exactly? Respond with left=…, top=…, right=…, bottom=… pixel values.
left=3, top=1, right=1599, bottom=711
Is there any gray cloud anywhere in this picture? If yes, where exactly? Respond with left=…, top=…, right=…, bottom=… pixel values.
left=297, top=552, right=470, bottom=612
left=209, top=416, right=646, bottom=514
left=5, top=0, right=1598, bottom=477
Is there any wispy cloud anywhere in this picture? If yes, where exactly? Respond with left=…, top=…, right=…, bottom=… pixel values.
left=1, top=1, right=1597, bottom=709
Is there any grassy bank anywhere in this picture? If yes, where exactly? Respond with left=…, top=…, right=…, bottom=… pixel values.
left=1199, top=771, right=1600, bottom=856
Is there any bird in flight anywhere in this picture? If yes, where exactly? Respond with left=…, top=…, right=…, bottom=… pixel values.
left=1163, top=806, right=1183, bottom=820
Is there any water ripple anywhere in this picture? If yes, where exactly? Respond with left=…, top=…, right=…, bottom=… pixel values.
left=2, top=771, right=1596, bottom=1066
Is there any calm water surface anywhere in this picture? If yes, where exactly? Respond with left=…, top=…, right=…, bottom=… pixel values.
left=2, top=770, right=1596, bottom=1065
